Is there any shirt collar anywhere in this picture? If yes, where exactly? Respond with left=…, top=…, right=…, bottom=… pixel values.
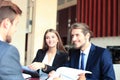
left=81, top=43, right=91, bottom=55
left=0, top=35, right=4, bottom=41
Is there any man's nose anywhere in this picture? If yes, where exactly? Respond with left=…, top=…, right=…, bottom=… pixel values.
left=72, top=36, right=76, bottom=41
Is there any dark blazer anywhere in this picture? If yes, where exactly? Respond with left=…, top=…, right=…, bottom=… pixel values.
left=65, top=43, right=116, bottom=80
left=0, top=41, right=24, bottom=80
left=33, top=49, right=68, bottom=73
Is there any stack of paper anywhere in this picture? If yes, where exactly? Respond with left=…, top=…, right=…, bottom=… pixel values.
left=47, top=67, right=92, bottom=80
left=22, top=73, right=31, bottom=79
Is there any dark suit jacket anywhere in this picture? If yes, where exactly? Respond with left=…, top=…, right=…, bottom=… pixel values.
left=33, top=49, right=68, bottom=73
left=65, top=43, right=116, bottom=80
left=0, top=41, right=24, bottom=80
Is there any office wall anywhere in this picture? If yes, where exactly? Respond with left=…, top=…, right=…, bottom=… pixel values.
left=11, top=0, right=27, bottom=65
left=26, top=0, right=58, bottom=65
left=91, top=37, right=120, bottom=48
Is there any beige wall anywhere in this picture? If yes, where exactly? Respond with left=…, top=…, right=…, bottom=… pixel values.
left=91, top=36, right=120, bottom=48
left=10, top=0, right=27, bottom=65
left=26, top=0, right=58, bottom=65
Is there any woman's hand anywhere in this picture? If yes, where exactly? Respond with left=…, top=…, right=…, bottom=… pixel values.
left=28, top=62, right=45, bottom=70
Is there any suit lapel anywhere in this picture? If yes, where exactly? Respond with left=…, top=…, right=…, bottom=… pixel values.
left=75, top=50, right=80, bottom=69
left=86, top=44, right=96, bottom=70
left=70, top=48, right=80, bottom=69
left=52, top=50, right=60, bottom=66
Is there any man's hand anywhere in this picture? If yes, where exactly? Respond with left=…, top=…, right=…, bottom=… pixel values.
left=77, top=73, right=86, bottom=80
left=53, top=77, right=63, bottom=80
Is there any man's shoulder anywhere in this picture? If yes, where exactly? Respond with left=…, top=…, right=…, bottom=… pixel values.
left=92, top=44, right=106, bottom=51
left=0, top=41, right=9, bottom=46
left=0, top=41, right=18, bottom=58
left=0, top=41, right=17, bottom=50
left=92, top=44, right=110, bottom=56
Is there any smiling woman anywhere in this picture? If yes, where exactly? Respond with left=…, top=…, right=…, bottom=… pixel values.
left=26, top=29, right=68, bottom=79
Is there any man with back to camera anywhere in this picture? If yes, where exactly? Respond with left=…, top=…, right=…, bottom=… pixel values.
left=0, top=0, right=24, bottom=80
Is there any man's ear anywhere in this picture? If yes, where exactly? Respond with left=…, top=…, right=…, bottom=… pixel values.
left=2, top=18, right=11, bottom=29
left=86, top=33, right=90, bottom=40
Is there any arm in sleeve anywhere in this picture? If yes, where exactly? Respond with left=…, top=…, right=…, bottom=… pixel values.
left=0, top=45, right=24, bottom=80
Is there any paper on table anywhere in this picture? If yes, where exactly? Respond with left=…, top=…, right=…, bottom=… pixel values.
left=22, top=73, right=31, bottom=79
left=47, top=67, right=92, bottom=80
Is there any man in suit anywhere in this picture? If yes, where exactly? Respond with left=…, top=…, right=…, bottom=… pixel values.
left=65, top=23, right=116, bottom=80
left=0, top=0, right=24, bottom=80
left=49, top=23, right=116, bottom=80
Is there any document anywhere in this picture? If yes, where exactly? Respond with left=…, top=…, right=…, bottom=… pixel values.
left=47, top=67, right=92, bottom=80
left=22, top=73, right=31, bottom=79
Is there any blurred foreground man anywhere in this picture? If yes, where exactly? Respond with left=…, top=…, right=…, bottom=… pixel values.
left=0, top=0, right=24, bottom=80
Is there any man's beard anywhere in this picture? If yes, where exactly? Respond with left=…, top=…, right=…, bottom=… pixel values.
left=73, top=43, right=84, bottom=49
left=6, top=35, right=12, bottom=43
left=73, top=40, right=86, bottom=50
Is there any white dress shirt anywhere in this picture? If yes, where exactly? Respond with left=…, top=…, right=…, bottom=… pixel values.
left=0, top=35, right=3, bottom=41
left=79, top=43, right=91, bottom=70
left=39, top=53, right=55, bottom=80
